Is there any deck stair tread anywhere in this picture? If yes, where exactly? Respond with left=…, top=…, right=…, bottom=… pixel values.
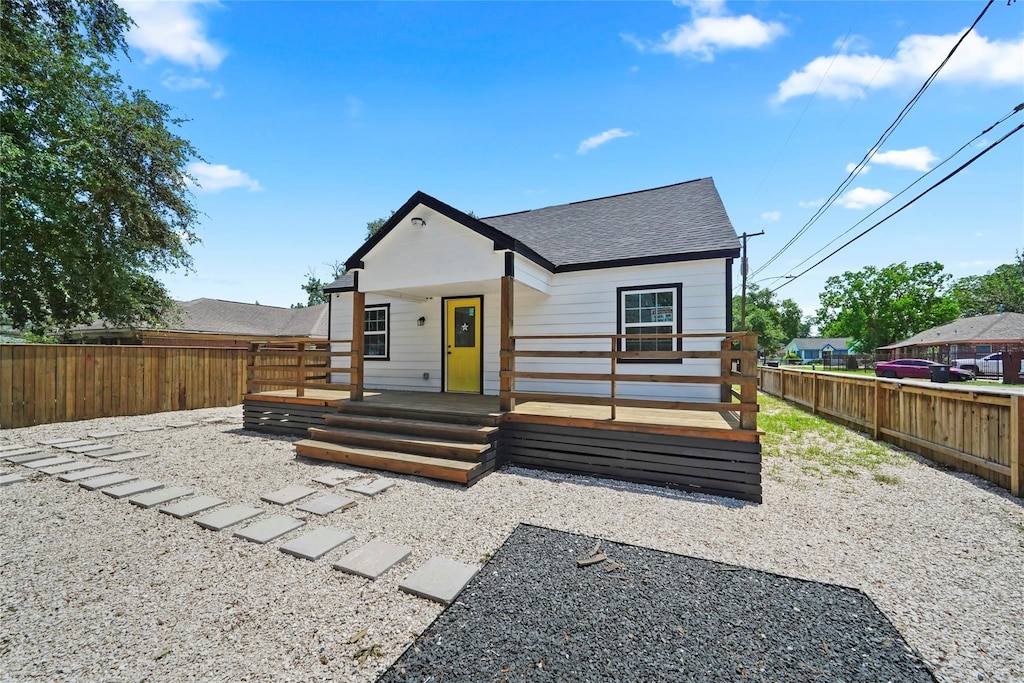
left=322, top=413, right=498, bottom=442
left=332, top=401, right=501, bottom=427
left=307, top=426, right=490, bottom=461
left=295, top=439, right=480, bottom=484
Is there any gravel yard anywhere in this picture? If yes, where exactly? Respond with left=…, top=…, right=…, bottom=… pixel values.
left=1, top=401, right=1022, bottom=682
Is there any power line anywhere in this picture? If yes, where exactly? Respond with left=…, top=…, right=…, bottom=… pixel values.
left=748, top=0, right=996, bottom=281
left=768, top=122, right=1023, bottom=295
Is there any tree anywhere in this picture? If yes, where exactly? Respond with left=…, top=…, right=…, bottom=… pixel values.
left=732, top=284, right=808, bottom=352
left=1, top=0, right=200, bottom=334
left=816, top=261, right=960, bottom=352
left=292, top=260, right=345, bottom=308
left=949, top=253, right=1024, bottom=316
left=365, top=212, right=395, bottom=239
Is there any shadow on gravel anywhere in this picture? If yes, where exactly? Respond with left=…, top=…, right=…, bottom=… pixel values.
left=379, top=524, right=937, bottom=683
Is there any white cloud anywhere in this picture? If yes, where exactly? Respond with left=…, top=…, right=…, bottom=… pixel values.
left=162, top=72, right=211, bottom=91
left=798, top=198, right=824, bottom=208
left=836, top=187, right=893, bottom=210
left=187, top=162, right=262, bottom=193
left=774, top=30, right=1024, bottom=103
left=577, top=128, right=635, bottom=154
left=845, top=162, right=870, bottom=175
left=625, top=0, right=785, bottom=62
left=871, top=146, right=939, bottom=172
left=120, top=0, right=226, bottom=70
left=761, top=211, right=781, bottom=222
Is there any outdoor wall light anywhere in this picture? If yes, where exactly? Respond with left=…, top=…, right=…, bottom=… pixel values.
left=417, top=316, right=426, bottom=326
left=411, top=217, right=426, bottom=227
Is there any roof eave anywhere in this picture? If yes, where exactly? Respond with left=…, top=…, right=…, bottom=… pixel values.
left=552, top=248, right=740, bottom=273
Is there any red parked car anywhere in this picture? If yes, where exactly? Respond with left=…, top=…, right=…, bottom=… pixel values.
left=874, top=358, right=974, bottom=381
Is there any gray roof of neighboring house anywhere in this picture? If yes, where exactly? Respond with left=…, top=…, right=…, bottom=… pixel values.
left=326, top=178, right=740, bottom=291
left=73, top=298, right=329, bottom=338
left=878, top=312, right=1024, bottom=349
left=787, top=337, right=852, bottom=352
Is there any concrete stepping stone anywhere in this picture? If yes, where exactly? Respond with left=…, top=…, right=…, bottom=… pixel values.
left=58, top=466, right=115, bottom=482
left=280, top=527, right=355, bottom=561
left=67, top=443, right=114, bottom=454
left=297, top=494, right=357, bottom=516
left=160, top=495, right=225, bottom=519
left=399, top=557, right=478, bottom=605
left=23, top=456, right=75, bottom=470
left=38, top=438, right=81, bottom=446
left=312, top=471, right=362, bottom=487
left=85, top=447, right=130, bottom=459
left=129, top=486, right=192, bottom=509
left=194, top=505, right=263, bottom=531
left=52, top=440, right=94, bottom=450
left=261, top=485, right=318, bottom=506
left=40, top=461, right=95, bottom=475
left=333, top=539, right=412, bottom=580
left=203, top=417, right=229, bottom=424
left=346, top=478, right=397, bottom=497
left=0, top=474, right=27, bottom=486
left=87, top=431, right=124, bottom=439
left=5, top=450, right=50, bottom=463
left=234, top=515, right=304, bottom=544
left=103, top=479, right=163, bottom=499
left=168, top=421, right=199, bottom=428
left=80, top=473, right=137, bottom=491
left=102, top=451, right=150, bottom=462
left=132, top=426, right=164, bottom=433
left=0, top=444, right=28, bottom=452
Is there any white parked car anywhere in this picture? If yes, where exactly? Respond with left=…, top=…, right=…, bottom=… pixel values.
left=952, top=352, right=1003, bottom=376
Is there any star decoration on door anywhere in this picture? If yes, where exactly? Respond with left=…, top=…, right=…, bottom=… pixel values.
left=461, top=323, right=469, bottom=332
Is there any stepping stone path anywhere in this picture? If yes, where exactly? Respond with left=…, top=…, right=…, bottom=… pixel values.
left=297, top=494, right=356, bottom=516
left=281, top=527, right=355, bottom=561
left=87, top=431, right=124, bottom=439
left=103, top=452, right=149, bottom=463
left=85, top=447, right=130, bottom=459
left=24, top=456, right=75, bottom=470
left=0, top=474, right=27, bottom=486
left=333, top=539, right=412, bottom=579
left=346, top=478, right=397, bottom=497
left=80, top=473, right=137, bottom=491
left=160, top=495, right=224, bottom=519
left=202, top=417, right=229, bottom=424
left=168, top=421, right=199, bottom=429
left=234, top=515, right=304, bottom=544
left=6, top=450, right=50, bottom=463
left=52, top=440, right=94, bottom=450
left=261, top=485, right=317, bottom=506
left=103, top=479, right=163, bottom=499
left=40, top=461, right=95, bottom=475
left=38, top=438, right=81, bottom=446
left=67, top=443, right=114, bottom=454
left=312, top=471, right=361, bottom=487
left=132, top=426, right=163, bottom=433
left=194, top=505, right=263, bottom=531
left=59, top=467, right=115, bottom=482
left=0, top=444, right=28, bottom=452
left=399, top=557, right=478, bottom=605
left=129, top=486, right=192, bottom=509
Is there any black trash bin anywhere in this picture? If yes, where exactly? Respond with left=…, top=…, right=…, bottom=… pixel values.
left=929, top=364, right=950, bottom=383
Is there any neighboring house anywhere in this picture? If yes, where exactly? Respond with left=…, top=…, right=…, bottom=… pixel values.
left=782, top=337, right=852, bottom=361
left=68, top=298, right=328, bottom=348
left=323, top=178, right=740, bottom=402
left=878, top=312, right=1024, bottom=362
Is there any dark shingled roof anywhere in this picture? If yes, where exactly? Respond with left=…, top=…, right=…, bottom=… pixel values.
left=787, top=337, right=852, bottom=352
left=324, top=271, right=356, bottom=293
left=879, top=312, right=1024, bottom=349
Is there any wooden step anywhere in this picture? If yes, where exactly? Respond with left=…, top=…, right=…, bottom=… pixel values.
left=322, top=413, right=498, bottom=443
left=307, top=427, right=490, bottom=462
left=334, top=401, right=502, bottom=427
left=295, top=439, right=479, bottom=485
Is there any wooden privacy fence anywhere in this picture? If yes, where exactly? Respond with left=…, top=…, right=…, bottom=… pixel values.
left=501, top=331, right=760, bottom=430
left=759, top=366, right=1024, bottom=496
left=0, top=344, right=247, bottom=429
left=245, top=339, right=357, bottom=397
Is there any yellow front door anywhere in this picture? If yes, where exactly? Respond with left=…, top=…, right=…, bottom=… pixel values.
left=445, top=297, right=482, bottom=393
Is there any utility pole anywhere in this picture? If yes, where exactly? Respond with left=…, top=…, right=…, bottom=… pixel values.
left=739, top=231, right=765, bottom=330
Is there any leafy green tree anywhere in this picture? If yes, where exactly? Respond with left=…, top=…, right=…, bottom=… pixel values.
left=816, top=261, right=960, bottom=351
left=949, top=253, right=1024, bottom=316
left=1, top=0, right=200, bottom=334
left=732, top=284, right=808, bottom=352
left=292, top=260, right=345, bottom=308
left=365, top=212, right=395, bottom=239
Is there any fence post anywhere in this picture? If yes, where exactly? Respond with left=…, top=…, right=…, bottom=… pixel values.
left=811, top=371, right=818, bottom=415
left=872, top=378, right=881, bottom=440
left=296, top=342, right=305, bottom=398
left=720, top=337, right=732, bottom=403
left=740, top=333, right=758, bottom=430
left=1011, top=394, right=1023, bottom=497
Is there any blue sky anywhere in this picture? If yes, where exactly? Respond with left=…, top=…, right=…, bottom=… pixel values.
left=115, top=0, right=1024, bottom=319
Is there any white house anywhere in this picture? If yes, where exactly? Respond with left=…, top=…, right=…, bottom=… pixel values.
left=324, top=178, right=741, bottom=404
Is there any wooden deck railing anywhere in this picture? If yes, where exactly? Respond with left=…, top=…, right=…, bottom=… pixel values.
left=500, top=331, right=759, bottom=430
left=245, top=338, right=356, bottom=396
left=759, top=366, right=1024, bottom=497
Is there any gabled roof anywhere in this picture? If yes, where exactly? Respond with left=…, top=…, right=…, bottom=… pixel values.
left=878, top=312, right=1024, bottom=349
left=786, top=337, right=852, bottom=352
left=73, top=298, right=329, bottom=338
left=333, top=178, right=740, bottom=286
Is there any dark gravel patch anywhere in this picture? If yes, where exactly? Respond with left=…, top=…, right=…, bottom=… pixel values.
left=379, top=525, right=935, bottom=683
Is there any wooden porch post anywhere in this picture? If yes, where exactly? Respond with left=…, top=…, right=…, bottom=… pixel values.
left=246, top=342, right=258, bottom=395
left=296, top=342, right=305, bottom=398
left=351, top=291, right=365, bottom=401
left=740, top=332, right=758, bottom=430
left=499, top=275, right=515, bottom=412
left=1010, top=394, right=1023, bottom=497
left=720, top=337, right=732, bottom=403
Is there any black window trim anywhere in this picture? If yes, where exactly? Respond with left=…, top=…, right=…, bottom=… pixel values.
left=364, top=303, right=390, bottom=361
left=616, top=283, right=683, bottom=365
